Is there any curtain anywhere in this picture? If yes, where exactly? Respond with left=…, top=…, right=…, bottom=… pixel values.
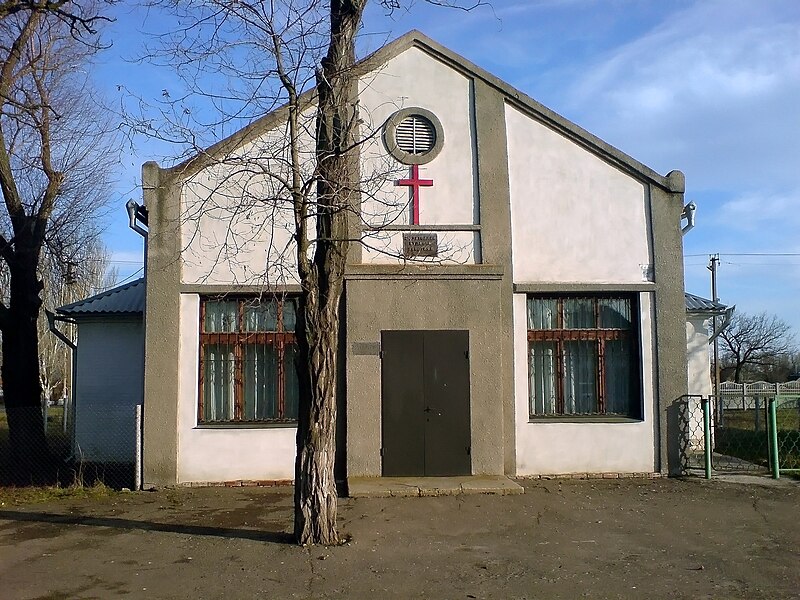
left=243, top=343, right=278, bottom=420
left=563, top=340, right=597, bottom=414
left=284, top=344, right=300, bottom=419
left=203, top=344, right=235, bottom=421
left=204, top=300, right=238, bottom=332
left=563, top=299, right=594, bottom=329
left=599, top=298, right=631, bottom=329
left=529, top=341, right=557, bottom=415
left=244, top=300, right=277, bottom=332
left=527, top=298, right=557, bottom=329
left=605, top=339, right=632, bottom=415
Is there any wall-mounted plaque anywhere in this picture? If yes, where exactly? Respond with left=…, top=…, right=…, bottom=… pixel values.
left=352, top=342, right=381, bottom=356
left=403, top=233, right=438, bottom=257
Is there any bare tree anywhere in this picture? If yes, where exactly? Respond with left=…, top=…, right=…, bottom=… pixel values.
left=719, top=312, right=796, bottom=383
left=0, top=1, right=117, bottom=483
left=133, top=0, right=484, bottom=545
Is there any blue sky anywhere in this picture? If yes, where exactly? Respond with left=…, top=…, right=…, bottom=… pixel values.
left=96, top=0, right=800, bottom=331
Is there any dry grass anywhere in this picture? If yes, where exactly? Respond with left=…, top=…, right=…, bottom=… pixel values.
left=0, top=481, right=116, bottom=507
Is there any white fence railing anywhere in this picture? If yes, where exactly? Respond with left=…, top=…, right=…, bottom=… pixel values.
left=718, top=381, right=800, bottom=410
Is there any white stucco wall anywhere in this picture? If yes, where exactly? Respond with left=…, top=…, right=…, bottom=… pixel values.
left=180, top=110, right=316, bottom=286
left=179, top=46, right=482, bottom=280
left=74, top=319, right=144, bottom=463
left=505, top=104, right=652, bottom=284
left=358, top=47, right=479, bottom=263
left=176, top=294, right=297, bottom=483
left=513, top=293, right=657, bottom=475
left=686, top=314, right=713, bottom=450
left=686, top=315, right=712, bottom=397
left=361, top=230, right=476, bottom=264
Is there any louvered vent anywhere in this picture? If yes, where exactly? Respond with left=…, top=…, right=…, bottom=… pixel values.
left=395, top=115, right=436, bottom=155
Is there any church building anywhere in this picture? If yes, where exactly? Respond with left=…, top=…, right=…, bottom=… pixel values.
left=138, top=31, right=689, bottom=488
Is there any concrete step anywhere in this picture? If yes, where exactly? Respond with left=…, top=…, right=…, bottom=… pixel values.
left=347, top=475, right=524, bottom=498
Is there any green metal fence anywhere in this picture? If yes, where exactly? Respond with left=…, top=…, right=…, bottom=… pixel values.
left=679, top=382, right=800, bottom=479
left=772, top=394, right=800, bottom=476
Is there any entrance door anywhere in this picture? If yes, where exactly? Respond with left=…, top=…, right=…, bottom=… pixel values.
left=381, top=330, right=471, bottom=476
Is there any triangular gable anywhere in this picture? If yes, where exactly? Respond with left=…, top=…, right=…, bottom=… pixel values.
left=161, top=30, right=683, bottom=194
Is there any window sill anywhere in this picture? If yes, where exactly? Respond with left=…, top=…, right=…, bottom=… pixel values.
left=527, top=416, right=643, bottom=424
left=195, top=422, right=297, bottom=429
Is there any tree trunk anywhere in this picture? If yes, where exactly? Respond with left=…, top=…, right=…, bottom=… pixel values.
left=293, top=0, right=365, bottom=546
left=2, top=250, right=49, bottom=485
left=294, top=280, right=343, bottom=545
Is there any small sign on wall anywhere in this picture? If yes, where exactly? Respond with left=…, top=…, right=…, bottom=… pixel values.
left=403, top=233, right=438, bottom=257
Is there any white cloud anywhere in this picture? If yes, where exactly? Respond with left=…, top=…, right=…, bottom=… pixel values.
left=715, top=191, right=800, bottom=231
left=561, top=0, right=800, bottom=191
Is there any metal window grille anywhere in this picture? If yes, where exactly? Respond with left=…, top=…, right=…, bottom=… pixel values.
left=527, top=295, right=640, bottom=418
left=198, top=296, right=299, bottom=424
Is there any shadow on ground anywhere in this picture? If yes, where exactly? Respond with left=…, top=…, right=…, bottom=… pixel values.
left=0, top=510, right=294, bottom=544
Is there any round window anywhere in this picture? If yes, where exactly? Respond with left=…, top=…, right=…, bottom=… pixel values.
left=383, top=107, right=444, bottom=165
left=395, top=115, right=436, bottom=155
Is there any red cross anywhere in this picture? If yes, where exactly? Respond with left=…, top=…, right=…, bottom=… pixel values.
left=396, top=164, right=433, bottom=225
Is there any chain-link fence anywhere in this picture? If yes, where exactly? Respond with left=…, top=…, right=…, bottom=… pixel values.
left=774, top=395, right=800, bottom=474
left=678, top=382, right=800, bottom=479
left=0, top=399, right=141, bottom=489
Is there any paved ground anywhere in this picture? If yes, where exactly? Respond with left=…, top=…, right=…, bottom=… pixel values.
left=1, top=477, right=799, bottom=599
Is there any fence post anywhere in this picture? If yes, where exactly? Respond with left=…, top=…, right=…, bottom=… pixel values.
left=768, top=397, right=780, bottom=480
left=135, top=404, right=143, bottom=491
left=755, top=396, right=761, bottom=431
left=702, top=397, right=712, bottom=479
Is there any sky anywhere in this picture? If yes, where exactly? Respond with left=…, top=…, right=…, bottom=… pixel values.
left=94, top=0, right=800, bottom=332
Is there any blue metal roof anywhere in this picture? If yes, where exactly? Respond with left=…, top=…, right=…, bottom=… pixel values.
left=57, top=278, right=145, bottom=317
left=685, top=292, right=727, bottom=313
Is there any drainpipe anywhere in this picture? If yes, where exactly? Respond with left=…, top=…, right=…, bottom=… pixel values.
left=681, top=201, right=697, bottom=235
left=47, top=310, right=78, bottom=456
left=709, top=306, right=735, bottom=343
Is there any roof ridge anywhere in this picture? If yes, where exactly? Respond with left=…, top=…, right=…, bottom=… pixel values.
left=159, top=30, right=682, bottom=193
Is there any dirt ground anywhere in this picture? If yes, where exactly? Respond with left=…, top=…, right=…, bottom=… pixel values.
left=1, top=477, right=798, bottom=600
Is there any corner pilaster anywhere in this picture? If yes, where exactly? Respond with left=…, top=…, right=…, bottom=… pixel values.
left=142, top=162, right=182, bottom=487
left=650, top=170, right=689, bottom=476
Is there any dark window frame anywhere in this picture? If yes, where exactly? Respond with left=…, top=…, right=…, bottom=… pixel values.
left=198, top=296, right=298, bottom=425
left=527, top=294, right=641, bottom=419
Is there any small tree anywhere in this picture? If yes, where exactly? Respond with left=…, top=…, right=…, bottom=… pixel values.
left=0, top=0, right=117, bottom=483
left=719, top=312, right=796, bottom=383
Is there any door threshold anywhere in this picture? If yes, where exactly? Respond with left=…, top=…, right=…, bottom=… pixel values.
left=347, top=475, right=523, bottom=498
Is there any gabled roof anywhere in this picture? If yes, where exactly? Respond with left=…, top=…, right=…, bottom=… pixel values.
left=57, top=278, right=145, bottom=317
left=685, top=292, right=727, bottom=313
left=164, top=30, right=684, bottom=194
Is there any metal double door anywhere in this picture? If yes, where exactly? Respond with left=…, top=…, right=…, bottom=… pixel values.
left=381, top=330, right=471, bottom=476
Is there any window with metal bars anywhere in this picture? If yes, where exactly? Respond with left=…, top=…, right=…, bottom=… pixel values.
left=395, top=114, right=436, bottom=155
left=199, top=296, right=299, bottom=424
left=527, top=295, right=641, bottom=419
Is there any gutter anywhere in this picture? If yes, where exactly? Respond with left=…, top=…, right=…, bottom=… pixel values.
left=681, top=202, right=696, bottom=236
left=709, top=305, right=735, bottom=343
left=126, top=200, right=149, bottom=238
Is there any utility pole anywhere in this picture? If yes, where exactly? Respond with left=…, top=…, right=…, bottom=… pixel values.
left=708, top=254, right=720, bottom=398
